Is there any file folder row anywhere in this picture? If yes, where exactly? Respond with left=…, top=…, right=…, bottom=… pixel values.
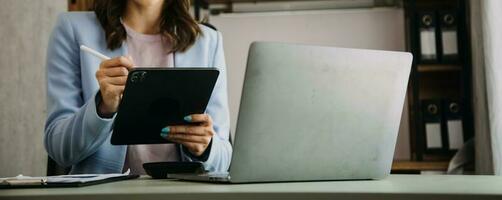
left=421, top=99, right=465, bottom=154
left=418, top=10, right=459, bottom=63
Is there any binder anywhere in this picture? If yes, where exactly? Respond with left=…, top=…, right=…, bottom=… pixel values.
left=418, top=11, right=437, bottom=62
left=439, top=10, right=459, bottom=62
left=443, top=100, right=464, bottom=150
left=421, top=99, right=443, bottom=150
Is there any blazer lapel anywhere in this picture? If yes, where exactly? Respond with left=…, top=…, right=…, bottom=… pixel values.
left=174, top=51, right=187, bottom=68
left=174, top=47, right=203, bottom=68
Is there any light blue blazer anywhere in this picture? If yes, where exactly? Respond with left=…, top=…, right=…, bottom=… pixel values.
left=44, top=12, right=232, bottom=174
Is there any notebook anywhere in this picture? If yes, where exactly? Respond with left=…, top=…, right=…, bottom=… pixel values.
left=0, top=170, right=138, bottom=189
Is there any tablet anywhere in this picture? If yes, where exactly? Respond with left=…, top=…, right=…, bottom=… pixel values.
left=110, top=68, right=219, bottom=145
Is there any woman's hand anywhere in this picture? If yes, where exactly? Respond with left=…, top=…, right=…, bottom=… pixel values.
left=95, top=56, right=134, bottom=117
left=161, top=114, right=215, bottom=157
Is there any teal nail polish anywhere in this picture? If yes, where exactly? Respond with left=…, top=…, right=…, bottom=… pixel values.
left=160, top=132, right=168, bottom=138
left=161, top=127, right=170, bottom=133
left=184, top=115, right=192, bottom=122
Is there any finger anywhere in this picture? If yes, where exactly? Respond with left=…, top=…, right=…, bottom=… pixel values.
left=169, top=125, right=210, bottom=136
left=104, top=67, right=129, bottom=77
left=102, top=76, right=128, bottom=86
left=185, top=114, right=212, bottom=125
left=168, top=138, right=208, bottom=153
left=127, top=55, right=134, bottom=64
left=100, top=56, right=134, bottom=70
left=168, top=134, right=209, bottom=144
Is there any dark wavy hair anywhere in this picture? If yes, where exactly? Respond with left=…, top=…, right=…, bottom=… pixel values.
left=94, top=0, right=202, bottom=52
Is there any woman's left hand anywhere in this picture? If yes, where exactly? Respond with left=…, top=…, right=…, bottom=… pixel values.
left=161, top=114, right=215, bottom=157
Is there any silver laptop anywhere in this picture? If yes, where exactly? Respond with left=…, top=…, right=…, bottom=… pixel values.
left=168, top=42, right=413, bottom=183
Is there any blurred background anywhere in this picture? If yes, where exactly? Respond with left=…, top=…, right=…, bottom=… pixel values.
left=0, top=0, right=501, bottom=177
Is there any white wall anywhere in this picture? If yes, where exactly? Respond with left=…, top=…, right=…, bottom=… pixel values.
left=210, top=8, right=408, bottom=158
left=0, top=0, right=66, bottom=177
left=470, top=0, right=493, bottom=175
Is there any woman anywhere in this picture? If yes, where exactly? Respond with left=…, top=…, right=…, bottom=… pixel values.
left=44, top=0, right=231, bottom=174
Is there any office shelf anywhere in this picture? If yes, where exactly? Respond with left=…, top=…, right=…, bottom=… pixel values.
left=417, top=64, right=462, bottom=72
left=405, top=0, right=474, bottom=171
left=392, top=161, right=449, bottom=172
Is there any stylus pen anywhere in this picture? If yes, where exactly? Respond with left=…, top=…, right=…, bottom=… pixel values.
left=80, top=45, right=111, bottom=60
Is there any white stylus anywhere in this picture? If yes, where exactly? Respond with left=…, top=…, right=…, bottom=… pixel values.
left=80, top=45, right=110, bottom=60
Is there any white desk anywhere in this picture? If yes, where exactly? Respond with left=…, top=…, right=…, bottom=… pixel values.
left=1, top=175, right=502, bottom=200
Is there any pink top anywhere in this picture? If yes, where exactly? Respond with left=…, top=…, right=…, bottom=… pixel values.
left=122, top=23, right=179, bottom=175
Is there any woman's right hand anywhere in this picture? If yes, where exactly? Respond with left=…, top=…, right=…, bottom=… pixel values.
left=95, top=56, right=134, bottom=117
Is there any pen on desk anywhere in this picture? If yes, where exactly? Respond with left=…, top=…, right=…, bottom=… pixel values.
left=80, top=45, right=110, bottom=60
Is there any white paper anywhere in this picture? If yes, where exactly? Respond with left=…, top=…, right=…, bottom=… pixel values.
left=447, top=120, right=464, bottom=149
left=442, top=30, right=458, bottom=56
left=425, top=123, right=442, bottom=148
left=420, top=30, right=437, bottom=59
left=0, top=170, right=130, bottom=185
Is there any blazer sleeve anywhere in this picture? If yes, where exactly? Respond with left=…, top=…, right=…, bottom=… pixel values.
left=44, top=14, right=115, bottom=167
left=180, top=31, right=233, bottom=172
